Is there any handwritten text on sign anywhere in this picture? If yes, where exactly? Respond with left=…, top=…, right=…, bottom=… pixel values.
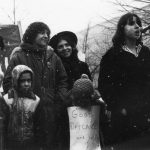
left=67, top=106, right=101, bottom=150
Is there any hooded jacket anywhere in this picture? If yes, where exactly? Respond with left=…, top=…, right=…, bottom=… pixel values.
left=1, top=65, right=40, bottom=148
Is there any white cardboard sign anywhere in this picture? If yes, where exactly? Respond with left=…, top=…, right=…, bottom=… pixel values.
left=67, top=105, right=101, bottom=150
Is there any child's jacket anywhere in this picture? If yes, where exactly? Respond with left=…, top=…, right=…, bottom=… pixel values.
left=4, top=93, right=40, bottom=142
left=0, top=65, right=41, bottom=149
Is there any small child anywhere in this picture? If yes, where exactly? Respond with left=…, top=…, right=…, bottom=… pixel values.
left=67, top=74, right=108, bottom=148
left=0, top=65, right=41, bottom=150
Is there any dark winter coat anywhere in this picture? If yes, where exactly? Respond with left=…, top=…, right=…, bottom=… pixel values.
left=3, top=43, right=68, bottom=103
left=61, top=57, right=91, bottom=90
left=2, top=43, right=68, bottom=149
left=98, top=45, right=150, bottom=144
left=53, top=54, right=91, bottom=150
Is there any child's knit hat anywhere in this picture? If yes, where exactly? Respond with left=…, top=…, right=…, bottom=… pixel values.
left=71, top=74, right=94, bottom=106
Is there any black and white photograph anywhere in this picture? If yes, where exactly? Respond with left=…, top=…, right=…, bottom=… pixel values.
left=0, top=0, right=150, bottom=150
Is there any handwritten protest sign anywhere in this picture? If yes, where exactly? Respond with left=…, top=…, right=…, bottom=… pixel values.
left=67, top=105, right=101, bottom=150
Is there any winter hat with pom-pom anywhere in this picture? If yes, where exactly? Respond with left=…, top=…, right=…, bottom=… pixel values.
left=71, top=74, right=94, bottom=106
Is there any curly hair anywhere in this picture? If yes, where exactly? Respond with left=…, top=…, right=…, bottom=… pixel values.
left=22, top=22, right=50, bottom=44
left=112, top=13, right=142, bottom=48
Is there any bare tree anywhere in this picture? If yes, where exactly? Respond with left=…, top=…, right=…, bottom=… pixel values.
left=113, top=0, right=150, bottom=46
left=78, top=1, right=150, bottom=87
left=82, top=24, right=90, bottom=54
left=78, top=22, right=115, bottom=87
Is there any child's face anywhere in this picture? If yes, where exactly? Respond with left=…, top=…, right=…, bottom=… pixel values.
left=19, top=72, right=32, bottom=93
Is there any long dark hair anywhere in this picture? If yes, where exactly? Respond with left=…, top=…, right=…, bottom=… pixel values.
left=22, top=22, right=50, bottom=44
left=54, top=36, right=79, bottom=61
left=112, top=13, right=142, bottom=48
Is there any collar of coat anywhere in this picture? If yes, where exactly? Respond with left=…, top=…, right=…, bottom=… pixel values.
left=20, top=43, right=46, bottom=54
left=20, top=43, right=54, bottom=60
left=122, top=44, right=142, bottom=57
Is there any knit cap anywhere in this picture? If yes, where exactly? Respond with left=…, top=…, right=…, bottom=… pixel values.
left=71, top=74, right=94, bottom=106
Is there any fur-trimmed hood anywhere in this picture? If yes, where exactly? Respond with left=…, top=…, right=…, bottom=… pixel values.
left=11, top=65, right=34, bottom=90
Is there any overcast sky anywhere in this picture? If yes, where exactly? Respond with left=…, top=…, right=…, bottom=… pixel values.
left=0, top=0, right=146, bottom=35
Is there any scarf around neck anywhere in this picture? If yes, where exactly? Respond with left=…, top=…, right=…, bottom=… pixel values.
left=20, top=43, right=47, bottom=54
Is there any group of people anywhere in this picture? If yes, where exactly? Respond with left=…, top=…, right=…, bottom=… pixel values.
left=0, top=11, right=150, bottom=150
left=0, top=22, right=92, bottom=150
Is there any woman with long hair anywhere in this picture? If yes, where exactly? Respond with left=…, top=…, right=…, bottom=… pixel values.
left=98, top=13, right=150, bottom=145
left=50, top=31, right=91, bottom=89
left=49, top=31, right=91, bottom=150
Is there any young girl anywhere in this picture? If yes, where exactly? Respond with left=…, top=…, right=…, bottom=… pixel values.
left=0, top=65, right=41, bottom=150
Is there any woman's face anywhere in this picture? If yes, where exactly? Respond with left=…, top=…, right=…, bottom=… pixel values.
left=34, top=30, right=49, bottom=48
left=57, top=39, right=72, bottom=58
left=124, top=16, right=141, bottom=41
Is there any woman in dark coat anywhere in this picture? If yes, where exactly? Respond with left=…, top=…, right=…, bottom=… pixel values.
left=49, top=31, right=91, bottom=150
left=3, top=22, right=68, bottom=150
left=98, top=13, right=150, bottom=145
left=49, top=31, right=91, bottom=89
